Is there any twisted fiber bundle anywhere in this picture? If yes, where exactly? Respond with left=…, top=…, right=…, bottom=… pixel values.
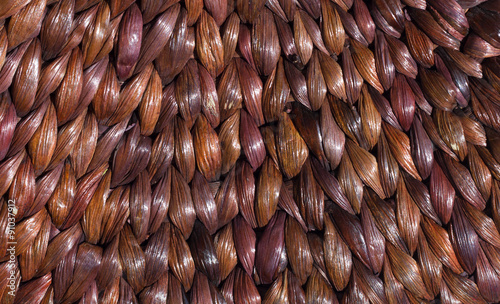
left=1, top=0, right=500, bottom=302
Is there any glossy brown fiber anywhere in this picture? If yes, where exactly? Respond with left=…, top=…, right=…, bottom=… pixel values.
left=1, top=0, right=500, bottom=303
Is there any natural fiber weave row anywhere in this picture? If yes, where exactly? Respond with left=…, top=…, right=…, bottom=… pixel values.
left=1, top=0, right=500, bottom=303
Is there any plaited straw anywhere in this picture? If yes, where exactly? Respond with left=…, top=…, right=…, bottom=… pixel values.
left=2, top=0, right=500, bottom=303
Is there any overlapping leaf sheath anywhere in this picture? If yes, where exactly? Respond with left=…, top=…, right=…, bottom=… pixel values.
left=2, top=0, right=500, bottom=303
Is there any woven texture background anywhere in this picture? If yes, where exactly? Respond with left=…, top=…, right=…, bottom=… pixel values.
left=1, top=0, right=500, bottom=303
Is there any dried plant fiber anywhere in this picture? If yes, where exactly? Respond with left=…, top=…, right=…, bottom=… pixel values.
left=1, top=0, right=500, bottom=303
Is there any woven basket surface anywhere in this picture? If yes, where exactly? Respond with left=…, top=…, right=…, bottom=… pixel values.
left=1, top=0, right=500, bottom=303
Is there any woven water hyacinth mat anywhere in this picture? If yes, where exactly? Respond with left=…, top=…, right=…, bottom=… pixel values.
left=1, top=0, right=500, bottom=302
